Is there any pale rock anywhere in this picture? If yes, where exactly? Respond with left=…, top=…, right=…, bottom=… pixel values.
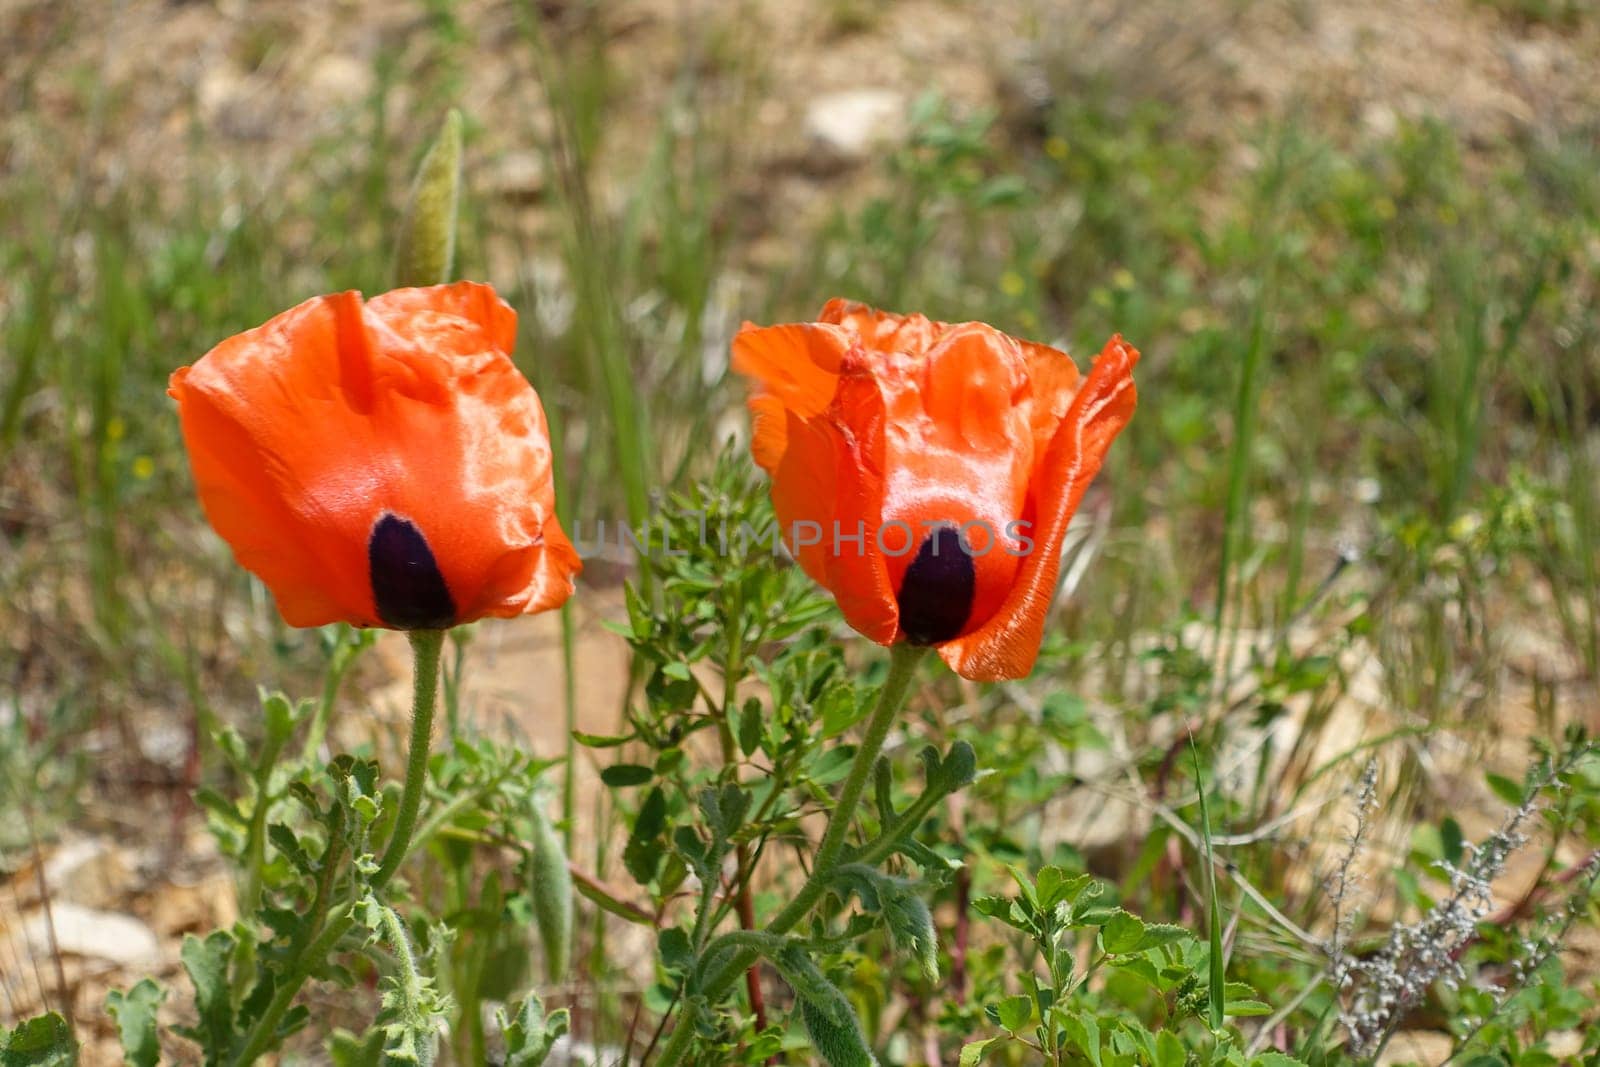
left=40, top=837, right=131, bottom=910
left=802, top=89, right=906, bottom=167
left=1377, top=1031, right=1452, bottom=1067
left=307, top=53, right=373, bottom=106
left=22, top=902, right=160, bottom=967
left=486, top=150, right=547, bottom=203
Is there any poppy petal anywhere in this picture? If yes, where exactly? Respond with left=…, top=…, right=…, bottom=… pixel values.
left=938, top=335, right=1139, bottom=680
left=820, top=365, right=898, bottom=645
left=731, top=322, right=850, bottom=471
left=1018, top=338, right=1082, bottom=463
left=820, top=298, right=943, bottom=356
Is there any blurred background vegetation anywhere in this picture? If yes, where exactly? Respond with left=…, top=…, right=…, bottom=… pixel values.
left=2, top=0, right=1598, bottom=1063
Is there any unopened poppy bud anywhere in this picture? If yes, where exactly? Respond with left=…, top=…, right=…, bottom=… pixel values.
left=394, top=109, right=463, bottom=289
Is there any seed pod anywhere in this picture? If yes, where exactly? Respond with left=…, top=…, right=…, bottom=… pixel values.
left=526, top=799, right=573, bottom=983
left=799, top=996, right=877, bottom=1067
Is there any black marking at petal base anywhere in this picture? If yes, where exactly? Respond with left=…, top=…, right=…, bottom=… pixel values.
left=896, top=525, right=975, bottom=646
left=369, top=513, right=457, bottom=629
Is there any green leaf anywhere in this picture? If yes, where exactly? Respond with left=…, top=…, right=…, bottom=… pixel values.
left=1190, top=743, right=1225, bottom=1029
left=1154, top=1029, right=1186, bottom=1067
left=1062, top=1014, right=1102, bottom=1067
left=177, top=930, right=237, bottom=1063
left=959, top=1038, right=1001, bottom=1066
left=658, top=927, right=693, bottom=975
left=497, top=991, right=569, bottom=1067
left=0, top=1013, right=77, bottom=1067
left=527, top=799, right=573, bottom=983
left=601, top=763, right=654, bottom=787
left=1440, top=815, right=1464, bottom=866
left=106, top=980, right=165, bottom=1067
left=996, top=993, right=1034, bottom=1032
left=884, top=885, right=939, bottom=980
left=572, top=730, right=633, bottom=749
left=623, top=786, right=668, bottom=883
left=1250, top=1054, right=1308, bottom=1067
left=1102, top=910, right=1147, bottom=954
left=1135, top=923, right=1193, bottom=952
left=1485, top=772, right=1525, bottom=807
left=738, top=697, right=763, bottom=756
left=327, top=1028, right=386, bottom=1067
left=393, top=109, right=462, bottom=288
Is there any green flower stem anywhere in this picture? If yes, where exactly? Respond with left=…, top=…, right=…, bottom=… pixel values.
left=655, top=642, right=927, bottom=1066
left=231, top=905, right=356, bottom=1066
left=373, top=629, right=446, bottom=890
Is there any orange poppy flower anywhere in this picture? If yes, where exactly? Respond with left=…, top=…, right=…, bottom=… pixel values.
left=169, top=282, right=580, bottom=630
left=733, top=299, right=1137, bottom=681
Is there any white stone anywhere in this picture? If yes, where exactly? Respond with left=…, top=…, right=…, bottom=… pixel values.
left=22, top=902, right=160, bottom=967
left=802, top=89, right=906, bottom=164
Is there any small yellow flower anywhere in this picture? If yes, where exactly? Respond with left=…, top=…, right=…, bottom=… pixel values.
left=1044, top=136, right=1069, bottom=161
left=132, top=456, right=155, bottom=480
left=1111, top=268, right=1135, bottom=291
left=999, top=271, right=1026, bottom=297
left=106, top=416, right=126, bottom=442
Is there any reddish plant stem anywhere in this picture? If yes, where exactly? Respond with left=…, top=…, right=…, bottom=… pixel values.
left=734, top=844, right=771, bottom=1044
left=947, top=789, right=971, bottom=1005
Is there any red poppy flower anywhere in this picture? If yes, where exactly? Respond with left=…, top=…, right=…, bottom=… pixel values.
left=169, top=282, right=580, bottom=630
left=733, top=299, right=1138, bottom=681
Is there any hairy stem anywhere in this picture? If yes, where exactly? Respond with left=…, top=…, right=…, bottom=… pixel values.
left=655, top=643, right=927, bottom=1066
left=373, top=629, right=445, bottom=889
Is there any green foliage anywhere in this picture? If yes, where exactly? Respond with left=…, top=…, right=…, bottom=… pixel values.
left=105, top=980, right=165, bottom=1067
left=0, top=1015, right=76, bottom=1067
left=7, top=10, right=1600, bottom=1067
left=497, top=991, right=570, bottom=1066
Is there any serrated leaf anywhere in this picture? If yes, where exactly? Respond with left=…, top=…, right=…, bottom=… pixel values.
left=884, top=885, right=939, bottom=980
left=959, top=1038, right=1000, bottom=1067
left=996, top=993, right=1033, bottom=1032
left=658, top=928, right=693, bottom=975
left=1102, top=910, right=1146, bottom=953
left=327, top=1027, right=386, bottom=1067
left=1250, top=1054, right=1308, bottom=1067
left=0, top=1013, right=77, bottom=1067
left=1062, top=1014, right=1102, bottom=1067
left=1135, top=923, right=1193, bottom=952
left=267, top=822, right=315, bottom=874
left=106, top=979, right=164, bottom=1067
left=498, top=991, right=569, bottom=1067
left=1154, top=1030, right=1185, bottom=1067
left=932, top=740, right=977, bottom=793
left=178, top=930, right=237, bottom=1063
